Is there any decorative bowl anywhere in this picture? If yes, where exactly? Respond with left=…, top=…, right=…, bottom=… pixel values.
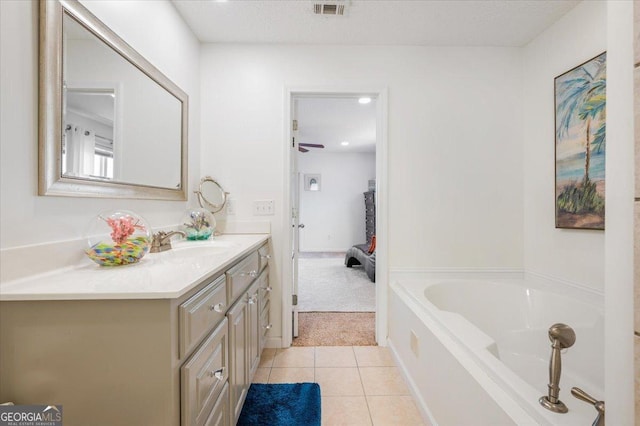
left=85, top=210, right=152, bottom=266
left=182, top=207, right=216, bottom=240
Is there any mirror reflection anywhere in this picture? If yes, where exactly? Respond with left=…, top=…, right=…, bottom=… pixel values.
left=62, top=13, right=182, bottom=189
left=63, top=88, right=115, bottom=179
left=196, top=177, right=228, bottom=213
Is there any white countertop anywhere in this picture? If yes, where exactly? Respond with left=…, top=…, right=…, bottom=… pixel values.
left=0, top=234, right=269, bottom=301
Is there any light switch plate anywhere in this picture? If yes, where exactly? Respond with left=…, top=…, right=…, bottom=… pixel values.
left=226, top=198, right=235, bottom=215
left=253, top=200, right=274, bottom=216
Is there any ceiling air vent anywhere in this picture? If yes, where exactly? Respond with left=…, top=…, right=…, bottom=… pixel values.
left=314, top=2, right=345, bottom=16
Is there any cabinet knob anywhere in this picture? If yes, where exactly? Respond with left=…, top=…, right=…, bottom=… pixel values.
left=240, top=270, right=258, bottom=278
left=247, top=294, right=257, bottom=304
left=209, top=303, right=224, bottom=313
left=210, top=368, right=225, bottom=381
left=260, top=254, right=271, bottom=260
left=260, top=286, right=272, bottom=293
left=263, top=324, right=272, bottom=330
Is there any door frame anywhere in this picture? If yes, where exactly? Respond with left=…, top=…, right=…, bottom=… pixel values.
left=281, top=87, right=389, bottom=347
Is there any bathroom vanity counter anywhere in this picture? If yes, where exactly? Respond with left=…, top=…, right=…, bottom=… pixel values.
left=0, top=233, right=269, bottom=301
left=0, top=233, right=272, bottom=426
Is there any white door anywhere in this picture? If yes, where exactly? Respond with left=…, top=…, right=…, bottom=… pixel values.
left=291, top=99, right=301, bottom=337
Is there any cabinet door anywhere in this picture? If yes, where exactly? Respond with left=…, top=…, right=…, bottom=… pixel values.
left=204, top=383, right=229, bottom=426
left=259, top=300, right=270, bottom=355
left=181, top=319, right=229, bottom=426
left=227, top=297, right=249, bottom=424
left=248, top=280, right=260, bottom=378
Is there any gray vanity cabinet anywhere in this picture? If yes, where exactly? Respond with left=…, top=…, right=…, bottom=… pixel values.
left=0, top=239, right=271, bottom=426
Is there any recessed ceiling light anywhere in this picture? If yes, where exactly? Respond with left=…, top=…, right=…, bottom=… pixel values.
left=358, top=97, right=372, bottom=104
left=341, top=141, right=349, bottom=146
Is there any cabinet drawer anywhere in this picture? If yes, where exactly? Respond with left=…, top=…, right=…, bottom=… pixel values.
left=181, top=319, right=229, bottom=426
left=257, top=242, right=270, bottom=272
left=203, top=382, right=229, bottom=426
left=180, top=275, right=227, bottom=358
left=226, top=251, right=259, bottom=303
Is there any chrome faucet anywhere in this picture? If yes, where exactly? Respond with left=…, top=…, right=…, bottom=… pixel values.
left=539, top=323, right=576, bottom=413
left=571, top=387, right=605, bottom=426
left=150, top=230, right=186, bottom=253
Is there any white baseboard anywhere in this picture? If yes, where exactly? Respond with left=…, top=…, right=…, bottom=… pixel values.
left=387, top=338, right=437, bottom=426
left=264, top=336, right=282, bottom=349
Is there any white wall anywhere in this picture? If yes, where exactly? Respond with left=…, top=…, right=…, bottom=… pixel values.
left=522, top=2, right=635, bottom=421
left=0, top=0, right=200, bottom=249
left=521, top=1, right=606, bottom=291
left=298, top=151, right=375, bottom=252
left=200, top=44, right=523, bottom=342
left=604, top=1, right=635, bottom=424
left=200, top=44, right=524, bottom=265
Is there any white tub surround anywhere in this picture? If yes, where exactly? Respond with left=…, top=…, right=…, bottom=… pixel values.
left=389, top=279, right=603, bottom=426
left=0, top=233, right=268, bottom=300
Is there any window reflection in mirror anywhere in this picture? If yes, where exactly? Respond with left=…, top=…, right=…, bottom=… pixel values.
left=63, top=89, right=115, bottom=180
left=62, top=12, right=182, bottom=189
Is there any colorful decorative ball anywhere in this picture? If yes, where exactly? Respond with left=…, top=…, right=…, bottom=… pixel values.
left=182, top=208, right=216, bottom=241
left=84, top=210, right=152, bottom=266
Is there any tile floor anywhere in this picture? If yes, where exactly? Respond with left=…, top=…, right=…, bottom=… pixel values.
left=254, top=346, right=425, bottom=426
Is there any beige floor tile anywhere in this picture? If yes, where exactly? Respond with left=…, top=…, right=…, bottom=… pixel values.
left=252, top=367, right=270, bottom=384
left=367, top=396, right=424, bottom=426
left=272, top=347, right=315, bottom=368
left=354, top=346, right=395, bottom=367
left=315, top=367, right=364, bottom=396
left=259, top=348, right=277, bottom=368
left=321, top=396, right=372, bottom=426
left=359, top=367, right=409, bottom=396
left=268, top=367, right=315, bottom=384
left=316, top=346, right=357, bottom=368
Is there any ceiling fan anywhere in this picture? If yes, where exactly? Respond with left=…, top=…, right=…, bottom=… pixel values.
left=298, top=143, right=325, bottom=153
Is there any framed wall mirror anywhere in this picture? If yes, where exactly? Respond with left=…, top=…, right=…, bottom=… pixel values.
left=39, top=0, right=188, bottom=200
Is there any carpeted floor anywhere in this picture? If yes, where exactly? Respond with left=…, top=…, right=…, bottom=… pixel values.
left=298, top=255, right=375, bottom=312
left=292, top=312, right=376, bottom=346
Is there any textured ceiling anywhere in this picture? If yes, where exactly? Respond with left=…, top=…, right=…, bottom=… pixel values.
left=172, top=0, right=579, bottom=46
left=296, top=96, right=377, bottom=154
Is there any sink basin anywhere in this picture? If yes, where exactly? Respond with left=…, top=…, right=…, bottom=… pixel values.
left=172, top=240, right=237, bottom=251
left=156, top=239, right=239, bottom=264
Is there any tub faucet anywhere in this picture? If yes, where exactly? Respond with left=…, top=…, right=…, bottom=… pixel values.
left=539, top=323, right=576, bottom=413
left=571, top=387, right=604, bottom=426
left=150, top=230, right=186, bottom=253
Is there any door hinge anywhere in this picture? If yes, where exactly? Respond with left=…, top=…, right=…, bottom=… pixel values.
left=292, top=294, right=298, bottom=306
left=292, top=120, right=298, bottom=131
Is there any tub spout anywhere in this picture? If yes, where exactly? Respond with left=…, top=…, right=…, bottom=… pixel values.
left=539, top=323, right=576, bottom=413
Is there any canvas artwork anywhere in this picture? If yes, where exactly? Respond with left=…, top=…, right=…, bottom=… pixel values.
left=555, top=52, right=606, bottom=230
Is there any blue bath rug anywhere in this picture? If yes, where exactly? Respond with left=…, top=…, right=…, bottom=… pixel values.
left=237, top=383, right=321, bottom=426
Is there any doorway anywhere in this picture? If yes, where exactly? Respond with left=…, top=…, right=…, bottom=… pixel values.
left=282, top=89, right=388, bottom=348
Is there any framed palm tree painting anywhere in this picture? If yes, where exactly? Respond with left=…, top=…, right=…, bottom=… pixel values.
left=555, top=52, right=606, bottom=230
